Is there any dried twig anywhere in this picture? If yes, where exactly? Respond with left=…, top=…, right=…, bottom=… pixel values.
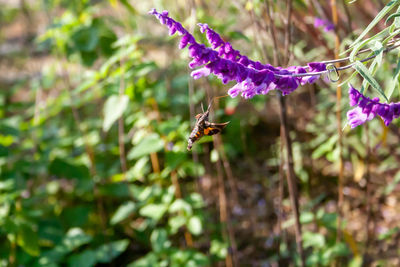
left=118, top=60, right=128, bottom=174
left=264, top=1, right=305, bottom=265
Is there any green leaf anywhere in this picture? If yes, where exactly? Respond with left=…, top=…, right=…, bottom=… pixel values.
left=68, top=250, right=96, bottom=267
left=110, top=201, right=136, bottom=225
left=321, top=242, right=349, bottom=263
left=303, top=231, right=325, bottom=249
left=318, top=212, right=338, bottom=230
left=169, top=215, right=186, bottom=234
left=63, top=228, right=92, bottom=252
left=350, top=41, right=371, bottom=62
left=0, top=179, right=14, bottom=191
left=383, top=171, right=400, bottom=195
left=210, top=149, right=219, bottom=162
left=128, top=134, right=164, bottom=160
left=80, top=50, right=98, bottom=66
left=169, top=199, right=192, bottom=215
left=49, top=158, right=90, bottom=179
left=17, top=224, right=40, bottom=256
left=371, top=41, right=383, bottom=67
left=72, top=26, right=99, bottom=52
left=128, top=252, right=158, bottom=267
left=312, top=135, right=338, bottom=159
left=378, top=226, right=400, bottom=240
left=349, top=256, right=363, bottom=267
left=386, top=51, right=400, bottom=99
left=187, top=216, right=202, bottom=235
left=139, top=203, right=168, bottom=221
left=150, top=229, right=170, bottom=253
left=39, top=228, right=92, bottom=264
left=126, top=157, right=150, bottom=182
left=353, top=61, right=389, bottom=102
left=385, top=11, right=400, bottom=24
left=95, top=239, right=129, bottom=263
left=0, top=202, right=10, bottom=221
left=103, top=95, right=129, bottom=132
left=350, top=0, right=399, bottom=47
left=394, top=6, right=400, bottom=28
left=99, top=183, right=131, bottom=197
left=210, top=239, right=228, bottom=259
left=166, top=151, right=187, bottom=170
left=61, top=205, right=91, bottom=227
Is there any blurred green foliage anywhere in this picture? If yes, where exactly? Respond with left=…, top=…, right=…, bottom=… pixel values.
left=1, top=0, right=400, bottom=266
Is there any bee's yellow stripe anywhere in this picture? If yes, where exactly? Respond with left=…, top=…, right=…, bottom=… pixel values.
left=204, top=128, right=210, bottom=135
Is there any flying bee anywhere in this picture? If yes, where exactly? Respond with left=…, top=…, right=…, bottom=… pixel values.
left=187, top=102, right=230, bottom=150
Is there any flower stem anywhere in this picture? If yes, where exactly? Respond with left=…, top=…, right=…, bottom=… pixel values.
left=275, top=42, right=400, bottom=78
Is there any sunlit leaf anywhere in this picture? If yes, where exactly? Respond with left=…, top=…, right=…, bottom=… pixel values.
left=127, top=252, right=158, bottom=267
left=353, top=61, right=389, bottom=101
left=187, top=216, right=202, bottom=235
left=168, top=215, right=186, bottom=234
left=139, top=203, right=168, bottom=221
left=210, top=239, right=228, bottom=259
left=303, top=231, right=325, bottom=249
left=127, top=134, right=164, bottom=159
left=17, top=224, right=40, bottom=256
left=68, top=250, right=96, bottom=267
left=150, top=229, right=170, bottom=253
left=72, top=26, right=99, bottom=52
left=169, top=199, right=192, bottom=215
left=103, top=95, right=129, bottom=132
left=110, top=201, right=136, bottom=225
left=63, top=228, right=92, bottom=251
left=95, top=239, right=129, bottom=263
left=350, top=0, right=399, bottom=47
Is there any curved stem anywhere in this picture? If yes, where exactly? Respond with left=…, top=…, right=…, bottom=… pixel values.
left=275, top=42, right=400, bottom=78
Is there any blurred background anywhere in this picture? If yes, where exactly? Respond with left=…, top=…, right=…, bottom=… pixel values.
left=1, top=0, right=400, bottom=266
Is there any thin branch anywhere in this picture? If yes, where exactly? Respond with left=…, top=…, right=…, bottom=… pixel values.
left=282, top=0, right=306, bottom=265
left=118, top=60, right=128, bottom=174
left=275, top=42, right=400, bottom=78
left=264, top=0, right=306, bottom=266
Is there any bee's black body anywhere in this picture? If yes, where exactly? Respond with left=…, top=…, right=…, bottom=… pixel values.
left=187, top=103, right=229, bottom=150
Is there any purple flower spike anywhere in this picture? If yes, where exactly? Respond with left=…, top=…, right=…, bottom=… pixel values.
left=347, top=86, right=400, bottom=128
left=150, top=9, right=328, bottom=100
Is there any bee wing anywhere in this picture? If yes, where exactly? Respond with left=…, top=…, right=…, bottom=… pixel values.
left=203, top=121, right=230, bottom=136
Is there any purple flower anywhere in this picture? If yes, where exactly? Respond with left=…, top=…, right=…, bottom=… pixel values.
left=346, top=86, right=400, bottom=128
left=347, top=106, right=375, bottom=128
left=150, top=9, right=327, bottom=99
left=191, top=67, right=211, bottom=79
left=348, top=85, right=362, bottom=106
left=314, top=18, right=325, bottom=28
left=308, top=62, right=327, bottom=72
left=314, top=17, right=335, bottom=32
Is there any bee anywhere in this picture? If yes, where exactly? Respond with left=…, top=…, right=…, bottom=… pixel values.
left=187, top=102, right=230, bottom=150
